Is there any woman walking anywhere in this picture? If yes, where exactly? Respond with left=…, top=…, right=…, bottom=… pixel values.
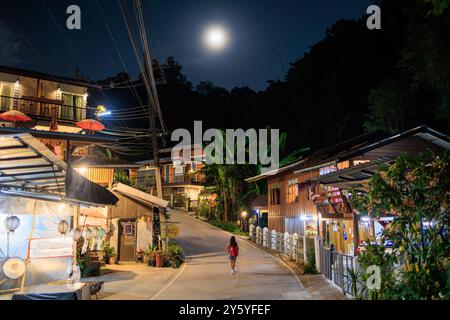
left=226, top=236, right=239, bottom=275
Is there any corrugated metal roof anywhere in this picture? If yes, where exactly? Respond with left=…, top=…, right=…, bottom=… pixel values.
left=0, top=133, right=118, bottom=206
left=112, top=182, right=168, bottom=208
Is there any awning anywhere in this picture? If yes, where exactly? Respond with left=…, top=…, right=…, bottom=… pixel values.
left=112, top=182, right=168, bottom=208
left=311, top=156, right=394, bottom=187
left=0, top=133, right=118, bottom=206
left=251, top=194, right=268, bottom=210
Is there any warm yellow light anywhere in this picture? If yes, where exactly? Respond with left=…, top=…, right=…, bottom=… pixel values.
left=204, top=25, right=229, bottom=51
left=241, top=211, right=247, bottom=218
left=78, top=167, right=87, bottom=174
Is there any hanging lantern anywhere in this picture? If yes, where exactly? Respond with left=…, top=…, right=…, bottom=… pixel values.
left=92, top=227, right=98, bottom=238
left=97, top=228, right=105, bottom=238
left=73, top=228, right=82, bottom=241
left=85, top=228, right=92, bottom=240
left=58, top=220, right=70, bottom=235
left=4, top=216, right=20, bottom=233
left=3, top=258, right=26, bottom=279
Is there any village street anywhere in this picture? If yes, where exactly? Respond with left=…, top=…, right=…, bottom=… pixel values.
left=94, top=210, right=343, bottom=300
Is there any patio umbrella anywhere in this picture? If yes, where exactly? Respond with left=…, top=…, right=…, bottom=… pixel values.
left=76, top=119, right=105, bottom=132
left=0, top=110, right=32, bottom=128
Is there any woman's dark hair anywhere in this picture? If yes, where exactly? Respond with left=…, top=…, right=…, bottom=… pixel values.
left=229, top=236, right=238, bottom=248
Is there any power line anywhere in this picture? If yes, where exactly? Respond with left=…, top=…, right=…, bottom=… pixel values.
left=95, top=0, right=150, bottom=123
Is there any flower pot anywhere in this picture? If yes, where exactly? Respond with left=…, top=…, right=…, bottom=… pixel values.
left=109, top=256, right=117, bottom=265
left=155, top=252, right=164, bottom=268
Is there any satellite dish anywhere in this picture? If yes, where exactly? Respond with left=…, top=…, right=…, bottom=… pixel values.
left=3, top=258, right=26, bottom=279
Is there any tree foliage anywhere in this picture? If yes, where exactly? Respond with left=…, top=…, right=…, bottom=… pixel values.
left=352, top=151, right=450, bottom=299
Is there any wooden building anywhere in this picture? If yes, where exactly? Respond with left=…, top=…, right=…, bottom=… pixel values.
left=246, top=126, right=450, bottom=255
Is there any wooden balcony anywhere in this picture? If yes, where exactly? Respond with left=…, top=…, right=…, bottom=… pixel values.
left=0, top=95, right=89, bottom=122
left=137, top=170, right=205, bottom=188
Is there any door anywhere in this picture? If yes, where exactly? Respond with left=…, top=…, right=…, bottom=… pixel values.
left=118, top=219, right=137, bottom=261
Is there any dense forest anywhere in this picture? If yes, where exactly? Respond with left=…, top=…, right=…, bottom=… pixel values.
left=93, top=0, right=450, bottom=161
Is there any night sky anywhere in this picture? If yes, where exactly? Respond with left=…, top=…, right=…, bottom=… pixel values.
left=1, top=0, right=372, bottom=90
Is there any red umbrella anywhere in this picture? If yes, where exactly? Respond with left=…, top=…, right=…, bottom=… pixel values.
left=0, top=110, right=32, bottom=122
left=76, top=119, right=105, bottom=131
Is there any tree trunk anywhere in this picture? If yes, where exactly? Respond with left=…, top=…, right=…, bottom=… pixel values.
left=223, top=192, right=229, bottom=222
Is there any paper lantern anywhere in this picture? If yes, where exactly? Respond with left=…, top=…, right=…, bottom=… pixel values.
left=58, top=220, right=70, bottom=235
left=73, top=228, right=82, bottom=241
left=4, top=216, right=20, bottom=232
left=3, top=258, right=26, bottom=279
left=85, top=228, right=92, bottom=240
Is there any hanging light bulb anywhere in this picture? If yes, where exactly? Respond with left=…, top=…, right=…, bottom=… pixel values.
left=58, top=220, right=70, bottom=235
left=5, top=216, right=20, bottom=233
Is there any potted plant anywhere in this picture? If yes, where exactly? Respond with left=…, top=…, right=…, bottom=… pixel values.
left=109, top=248, right=118, bottom=265
left=155, top=250, right=164, bottom=268
left=101, top=241, right=111, bottom=264
left=147, top=244, right=157, bottom=267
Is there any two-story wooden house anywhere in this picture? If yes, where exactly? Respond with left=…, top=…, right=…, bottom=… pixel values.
left=136, top=145, right=205, bottom=211
left=246, top=126, right=449, bottom=255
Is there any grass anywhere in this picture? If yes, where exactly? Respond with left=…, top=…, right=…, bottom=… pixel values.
left=209, top=220, right=248, bottom=236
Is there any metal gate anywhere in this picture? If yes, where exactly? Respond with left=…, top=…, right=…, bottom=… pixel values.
left=319, top=242, right=356, bottom=295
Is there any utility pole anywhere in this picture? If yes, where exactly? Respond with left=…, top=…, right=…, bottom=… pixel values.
left=132, top=0, right=164, bottom=249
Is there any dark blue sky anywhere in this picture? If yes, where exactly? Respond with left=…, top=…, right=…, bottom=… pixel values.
left=0, top=0, right=372, bottom=90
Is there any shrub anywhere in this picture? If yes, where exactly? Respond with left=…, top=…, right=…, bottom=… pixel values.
left=303, top=250, right=318, bottom=274
left=209, top=220, right=247, bottom=236
left=165, top=240, right=185, bottom=268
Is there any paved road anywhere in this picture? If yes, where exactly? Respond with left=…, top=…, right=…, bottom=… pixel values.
left=153, top=210, right=308, bottom=300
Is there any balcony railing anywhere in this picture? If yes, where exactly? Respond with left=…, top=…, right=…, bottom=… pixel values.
left=165, top=173, right=205, bottom=185
left=137, top=171, right=205, bottom=187
left=0, top=95, right=88, bottom=122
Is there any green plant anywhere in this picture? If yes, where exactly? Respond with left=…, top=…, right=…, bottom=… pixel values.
left=352, top=151, right=450, bottom=300
left=347, top=267, right=366, bottom=300
left=303, top=250, right=317, bottom=274
left=109, top=247, right=117, bottom=257
left=102, top=241, right=113, bottom=257
left=165, top=240, right=185, bottom=268
left=357, top=242, right=398, bottom=299
left=209, top=220, right=247, bottom=236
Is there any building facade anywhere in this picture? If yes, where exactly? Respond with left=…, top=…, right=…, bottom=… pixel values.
left=247, top=126, right=449, bottom=255
left=137, top=146, right=205, bottom=211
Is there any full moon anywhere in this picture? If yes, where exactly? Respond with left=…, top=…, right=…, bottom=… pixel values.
left=203, top=25, right=229, bottom=51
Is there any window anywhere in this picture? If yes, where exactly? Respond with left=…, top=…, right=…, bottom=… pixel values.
left=287, top=179, right=299, bottom=203
left=270, top=187, right=280, bottom=205
left=0, top=82, right=13, bottom=111
left=61, top=93, right=86, bottom=120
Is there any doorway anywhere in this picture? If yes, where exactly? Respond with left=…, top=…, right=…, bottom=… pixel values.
left=118, top=219, right=137, bottom=261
